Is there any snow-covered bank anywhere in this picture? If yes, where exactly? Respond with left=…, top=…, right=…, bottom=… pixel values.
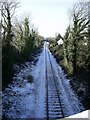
left=67, top=110, right=88, bottom=118
left=2, top=45, right=47, bottom=118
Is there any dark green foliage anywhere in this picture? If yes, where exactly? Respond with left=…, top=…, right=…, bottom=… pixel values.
left=22, top=18, right=40, bottom=60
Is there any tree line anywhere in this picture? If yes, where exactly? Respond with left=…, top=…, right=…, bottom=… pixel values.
left=0, top=0, right=42, bottom=88
left=50, top=2, right=90, bottom=75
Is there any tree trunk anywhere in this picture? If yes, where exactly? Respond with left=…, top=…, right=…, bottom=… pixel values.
left=72, top=38, right=77, bottom=73
left=63, top=44, right=68, bottom=66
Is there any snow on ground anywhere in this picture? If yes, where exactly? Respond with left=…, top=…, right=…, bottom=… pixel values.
left=31, top=46, right=46, bottom=118
left=2, top=42, right=85, bottom=119
left=3, top=45, right=47, bottom=119
left=3, top=64, right=36, bottom=118
left=67, top=110, right=88, bottom=118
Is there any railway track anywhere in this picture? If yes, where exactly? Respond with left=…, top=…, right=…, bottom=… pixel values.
left=45, top=47, right=64, bottom=119
left=2, top=42, right=84, bottom=119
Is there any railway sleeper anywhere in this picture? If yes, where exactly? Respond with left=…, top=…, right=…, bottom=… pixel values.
left=49, top=114, right=63, bottom=118
left=48, top=101, right=59, bottom=103
left=48, top=98, right=59, bottom=100
left=49, top=109, right=62, bottom=113
left=48, top=106, right=61, bottom=110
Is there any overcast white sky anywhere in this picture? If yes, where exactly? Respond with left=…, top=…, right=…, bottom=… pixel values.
left=16, top=0, right=80, bottom=37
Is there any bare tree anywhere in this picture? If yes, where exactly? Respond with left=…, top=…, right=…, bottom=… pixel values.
left=0, top=0, right=19, bottom=45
